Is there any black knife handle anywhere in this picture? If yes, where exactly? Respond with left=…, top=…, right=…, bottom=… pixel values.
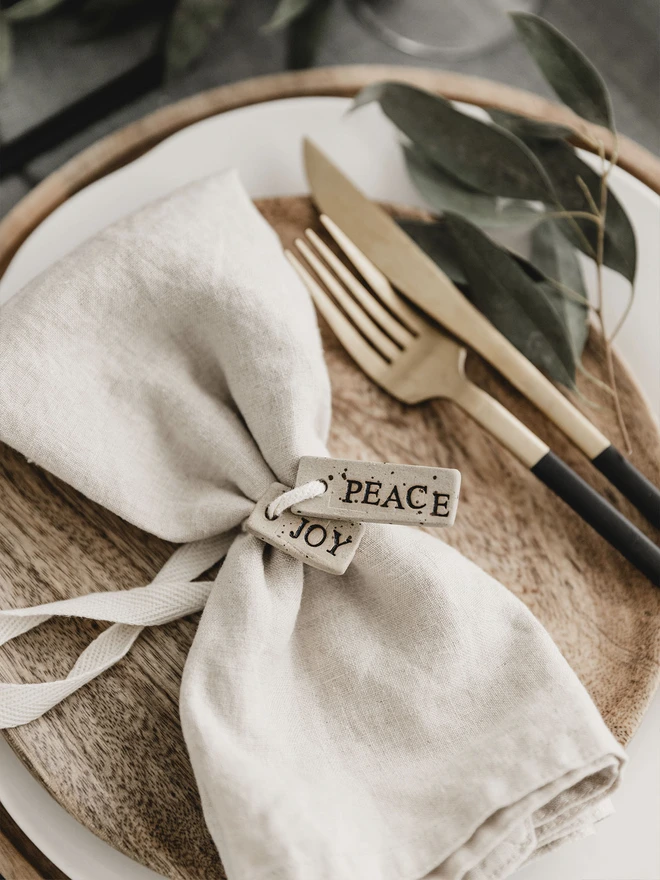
left=591, top=445, right=660, bottom=529
left=532, top=451, right=660, bottom=586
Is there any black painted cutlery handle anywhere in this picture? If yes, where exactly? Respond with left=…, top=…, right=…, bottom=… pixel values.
left=532, top=451, right=660, bottom=586
left=592, top=445, right=660, bottom=529
left=454, top=380, right=660, bottom=584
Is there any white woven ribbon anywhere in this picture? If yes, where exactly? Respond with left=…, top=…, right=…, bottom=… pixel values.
left=0, top=479, right=326, bottom=730
left=0, top=532, right=235, bottom=728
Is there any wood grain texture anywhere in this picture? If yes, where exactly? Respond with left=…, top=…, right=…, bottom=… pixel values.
left=0, top=835, right=43, bottom=880
left=0, top=196, right=659, bottom=880
left=0, top=803, right=67, bottom=880
left=1, top=64, right=660, bottom=278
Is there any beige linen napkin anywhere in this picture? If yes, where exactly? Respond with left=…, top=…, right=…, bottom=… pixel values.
left=0, top=171, right=625, bottom=880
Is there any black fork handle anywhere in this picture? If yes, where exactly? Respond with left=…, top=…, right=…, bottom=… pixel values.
left=592, top=445, right=660, bottom=529
left=532, top=451, right=660, bottom=586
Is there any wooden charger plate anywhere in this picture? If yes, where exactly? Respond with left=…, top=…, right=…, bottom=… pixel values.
left=1, top=66, right=660, bottom=880
left=0, top=195, right=659, bottom=879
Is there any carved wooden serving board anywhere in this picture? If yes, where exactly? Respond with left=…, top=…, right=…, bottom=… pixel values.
left=0, top=195, right=659, bottom=879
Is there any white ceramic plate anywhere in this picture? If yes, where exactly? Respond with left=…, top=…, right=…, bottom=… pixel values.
left=0, top=96, right=658, bottom=880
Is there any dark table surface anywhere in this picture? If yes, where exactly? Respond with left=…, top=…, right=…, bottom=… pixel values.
left=1, top=0, right=659, bottom=217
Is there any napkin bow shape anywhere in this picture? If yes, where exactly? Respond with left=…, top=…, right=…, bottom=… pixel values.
left=0, top=172, right=624, bottom=880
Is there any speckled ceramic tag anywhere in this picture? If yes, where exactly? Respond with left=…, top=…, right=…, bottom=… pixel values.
left=292, top=457, right=461, bottom=527
left=245, top=483, right=365, bottom=575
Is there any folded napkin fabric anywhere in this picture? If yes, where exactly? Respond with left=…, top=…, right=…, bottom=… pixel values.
left=0, top=171, right=625, bottom=880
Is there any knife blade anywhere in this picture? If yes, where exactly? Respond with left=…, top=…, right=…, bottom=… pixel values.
left=303, top=138, right=660, bottom=528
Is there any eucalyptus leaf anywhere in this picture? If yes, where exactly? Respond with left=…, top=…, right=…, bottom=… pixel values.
left=442, top=213, right=578, bottom=387
left=396, top=219, right=468, bottom=285
left=5, top=0, right=67, bottom=22
left=404, top=145, right=542, bottom=229
left=526, top=137, right=636, bottom=283
left=352, top=81, right=553, bottom=202
left=511, top=12, right=614, bottom=130
left=165, top=0, right=230, bottom=76
left=285, top=0, right=331, bottom=69
left=397, top=217, right=542, bottom=286
left=0, top=14, right=11, bottom=84
left=397, top=215, right=588, bottom=375
left=487, top=108, right=574, bottom=141
left=532, top=221, right=589, bottom=360
left=264, top=0, right=315, bottom=31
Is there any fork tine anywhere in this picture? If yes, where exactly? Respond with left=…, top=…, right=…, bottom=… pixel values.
left=294, top=238, right=400, bottom=361
left=304, top=229, right=410, bottom=348
left=285, top=251, right=390, bottom=380
left=320, top=214, right=424, bottom=333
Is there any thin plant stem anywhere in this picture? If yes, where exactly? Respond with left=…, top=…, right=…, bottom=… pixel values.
left=547, top=278, right=593, bottom=309
left=576, top=176, right=600, bottom=216
left=545, top=209, right=600, bottom=224
left=592, top=136, right=632, bottom=453
left=547, top=201, right=598, bottom=260
left=602, top=140, right=635, bottom=346
left=608, top=283, right=635, bottom=342
left=573, top=385, right=605, bottom=411
left=532, top=157, right=599, bottom=260
left=577, top=361, right=616, bottom=395
left=602, top=330, right=631, bottom=451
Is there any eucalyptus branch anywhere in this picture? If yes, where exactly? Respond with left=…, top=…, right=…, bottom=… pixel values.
left=372, top=41, right=639, bottom=407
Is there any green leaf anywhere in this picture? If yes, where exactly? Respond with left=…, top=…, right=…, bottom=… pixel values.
left=352, top=81, right=553, bottom=202
left=511, top=12, right=614, bottom=130
left=398, top=215, right=590, bottom=376
left=396, top=219, right=468, bottom=286
left=397, top=217, right=543, bottom=286
left=0, top=13, right=12, bottom=84
left=165, top=0, right=230, bottom=77
left=285, top=0, right=331, bottom=69
left=264, top=0, right=315, bottom=31
left=487, top=108, right=574, bottom=141
left=526, top=137, right=636, bottom=283
left=404, top=144, right=541, bottom=229
left=6, top=0, right=67, bottom=21
left=442, top=213, right=578, bottom=387
left=531, top=221, right=589, bottom=360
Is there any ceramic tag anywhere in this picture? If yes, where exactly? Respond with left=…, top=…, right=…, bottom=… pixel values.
left=245, top=483, right=365, bottom=575
left=292, top=457, right=461, bottom=527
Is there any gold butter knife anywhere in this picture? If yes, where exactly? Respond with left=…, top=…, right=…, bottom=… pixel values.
left=303, top=139, right=660, bottom=530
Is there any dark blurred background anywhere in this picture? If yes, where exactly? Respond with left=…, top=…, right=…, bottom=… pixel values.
left=1, top=0, right=658, bottom=217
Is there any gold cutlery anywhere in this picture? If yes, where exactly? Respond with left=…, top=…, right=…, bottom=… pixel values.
left=286, top=216, right=660, bottom=584
left=303, top=139, right=660, bottom=530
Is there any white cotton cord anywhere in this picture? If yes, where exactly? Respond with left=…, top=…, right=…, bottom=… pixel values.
left=266, top=480, right=327, bottom=521
left=0, top=532, right=234, bottom=729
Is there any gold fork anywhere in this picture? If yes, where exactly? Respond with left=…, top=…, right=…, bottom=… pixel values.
left=284, top=216, right=660, bottom=584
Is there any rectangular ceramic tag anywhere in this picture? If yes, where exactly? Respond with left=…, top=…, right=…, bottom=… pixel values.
left=292, top=457, right=461, bottom=527
left=245, top=482, right=365, bottom=575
